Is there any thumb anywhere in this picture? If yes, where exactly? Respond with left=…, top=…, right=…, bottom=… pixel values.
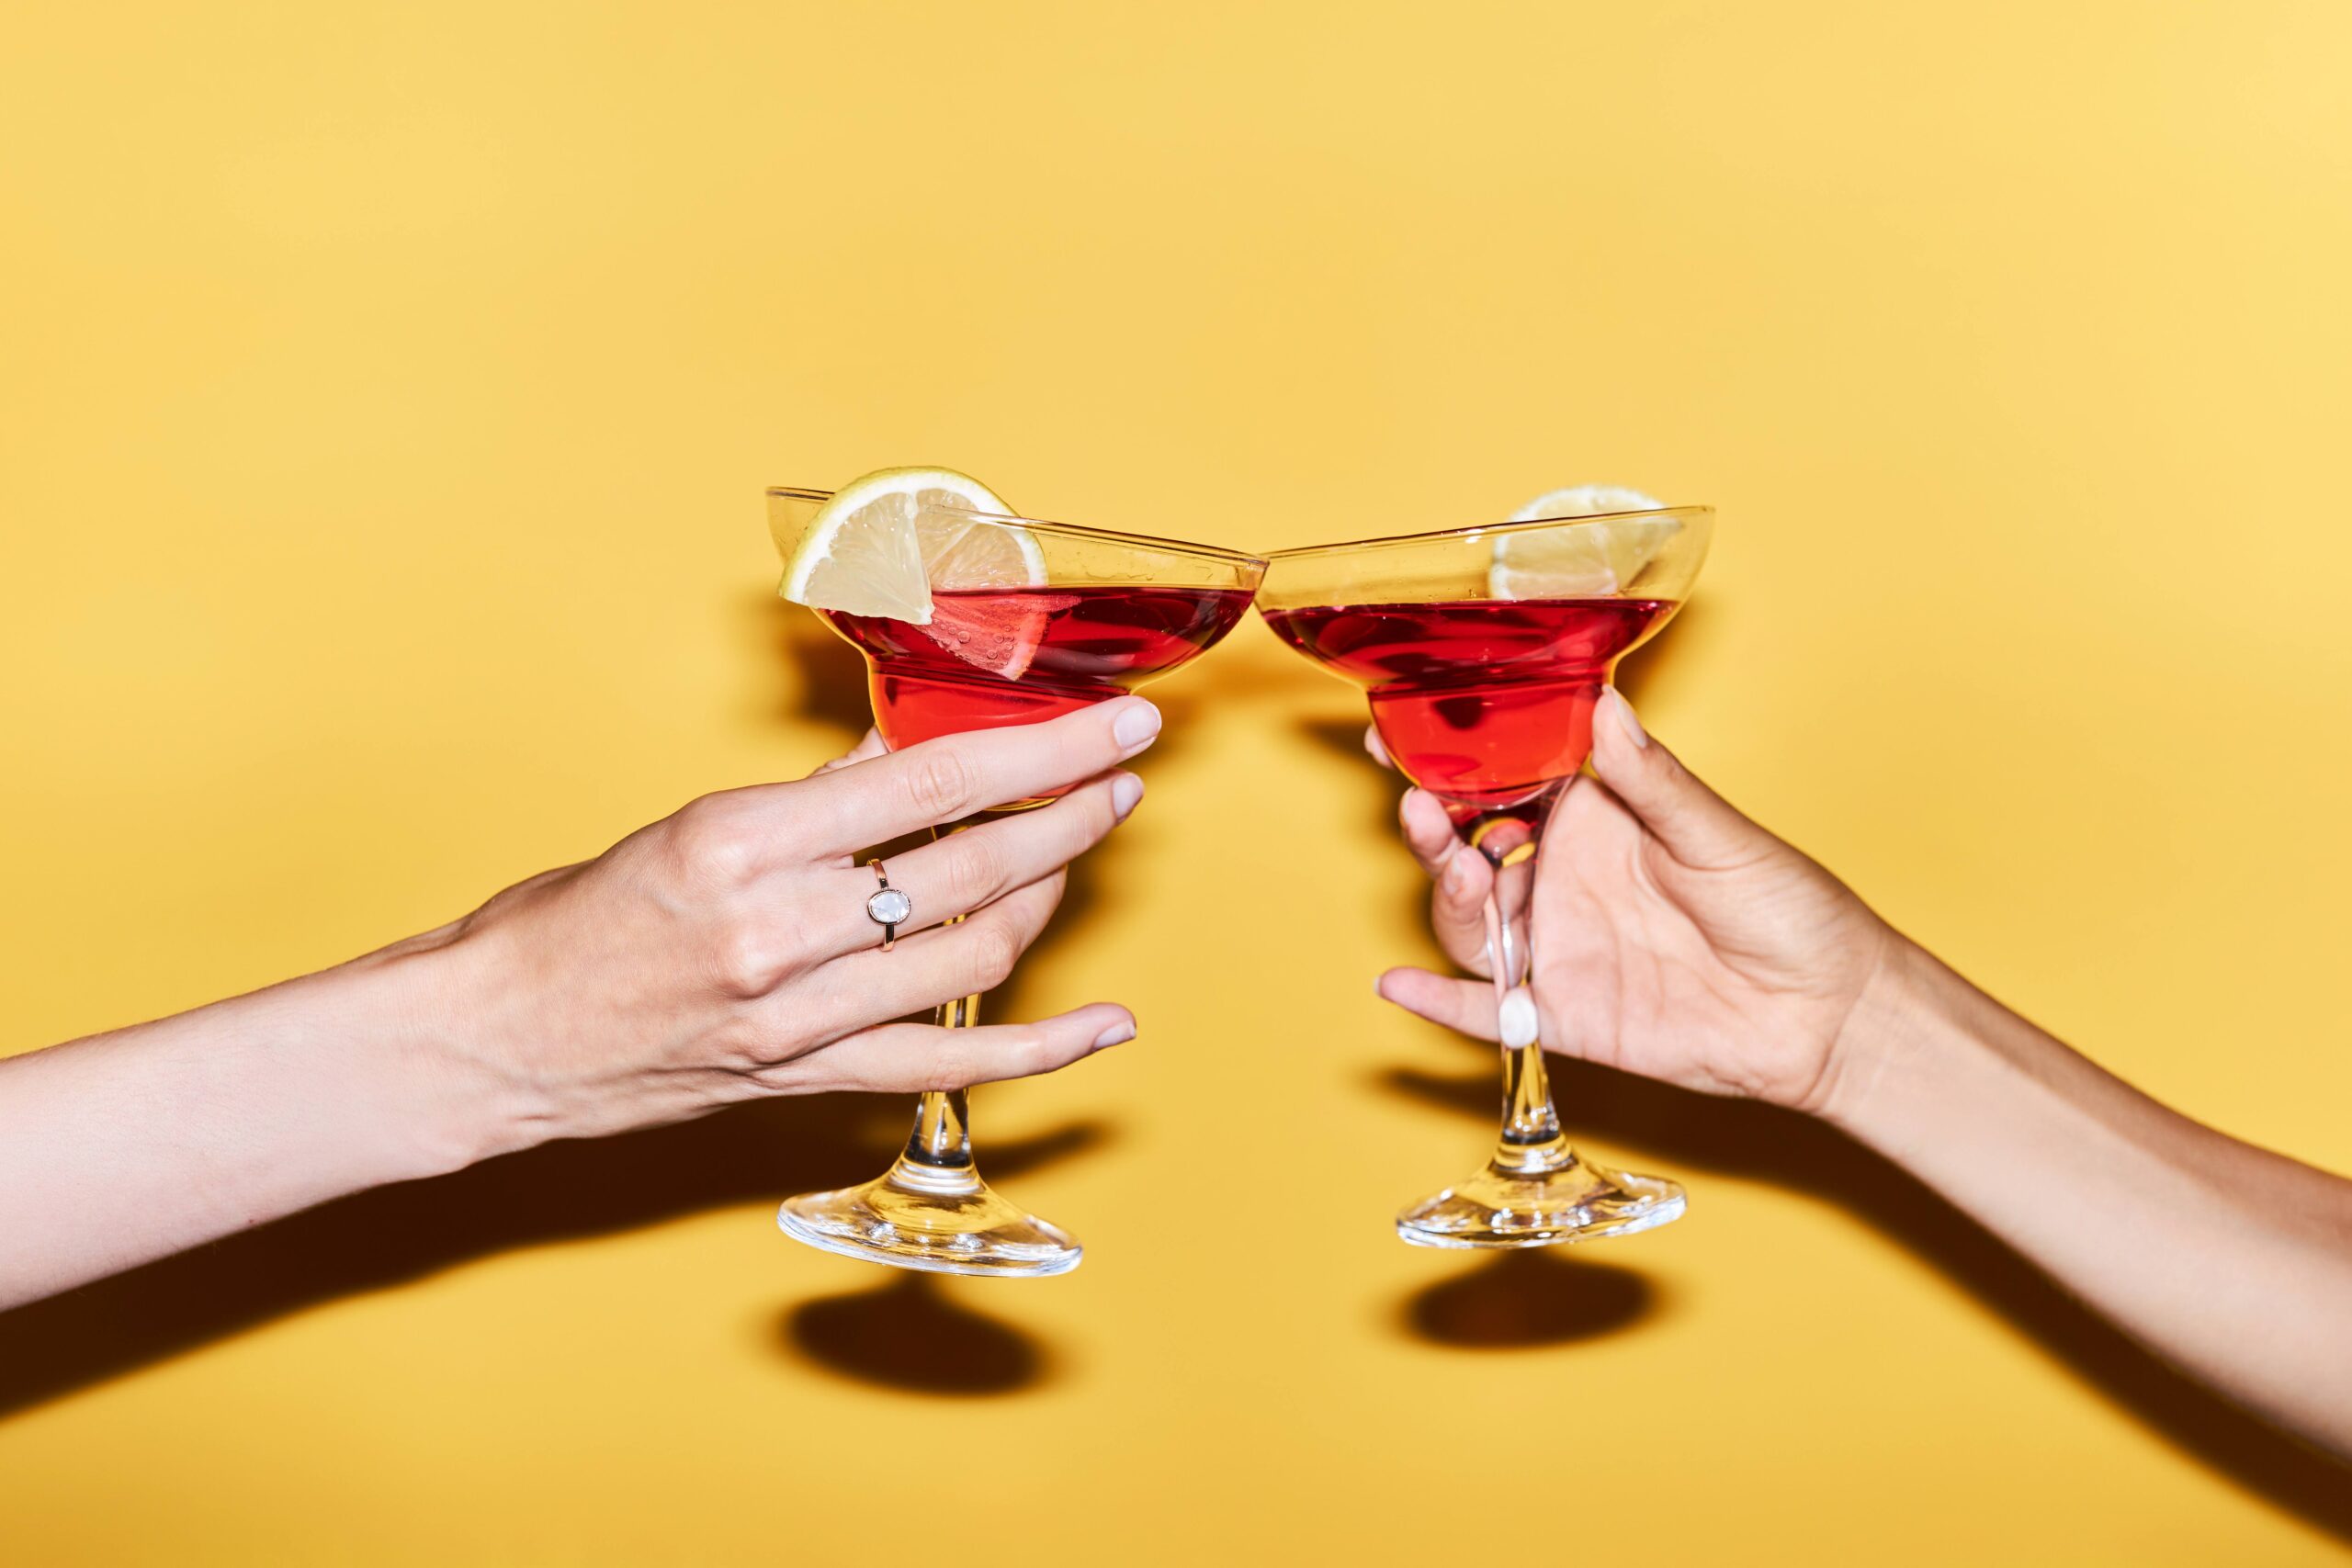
left=1589, top=688, right=1761, bottom=869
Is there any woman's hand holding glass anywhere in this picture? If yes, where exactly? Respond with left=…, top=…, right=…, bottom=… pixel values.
left=436, top=695, right=1162, bottom=1151
left=0, top=697, right=1159, bottom=1309
left=1374, top=688, right=2352, bottom=1459
left=1371, top=685, right=1898, bottom=1121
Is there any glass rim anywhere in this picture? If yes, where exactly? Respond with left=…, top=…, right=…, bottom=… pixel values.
left=765, top=486, right=1268, bottom=570
left=1261, top=503, right=1714, bottom=562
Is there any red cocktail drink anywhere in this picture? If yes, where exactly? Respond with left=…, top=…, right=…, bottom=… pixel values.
left=1261, top=596, right=1671, bottom=825
left=825, top=584, right=1257, bottom=748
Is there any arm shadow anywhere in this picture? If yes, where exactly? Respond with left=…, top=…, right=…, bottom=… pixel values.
left=1379, top=1059, right=2352, bottom=1541
left=0, top=1096, right=1105, bottom=1420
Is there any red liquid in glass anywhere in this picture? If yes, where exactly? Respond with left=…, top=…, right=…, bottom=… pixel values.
left=1262, top=597, right=1671, bottom=822
left=824, top=584, right=1255, bottom=750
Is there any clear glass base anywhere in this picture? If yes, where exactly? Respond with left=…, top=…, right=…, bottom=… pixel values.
left=1396, top=1147, right=1687, bottom=1250
left=777, top=1154, right=1081, bottom=1279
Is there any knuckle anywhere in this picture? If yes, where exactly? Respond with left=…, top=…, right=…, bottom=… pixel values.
left=1011, top=879, right=1058, bottom=940
left=985, top=1027, right=1048, bottom=1081
left=711, top=919, right=785, bottom=998
left=967, top=917, right=1025, bottom=991
left=922, top=1034, right=981, bottom=1091
left=1008, top=1025, right=1058, bottom=1075
left=1075, top=782, right=1121, bottom=843
left=902, top=747, right=978, bottom=820
left=668, top=796, right=756, bottom=886
left=944, top=831, right=1009, bottom=906
left=711, top=1013, right=780, bottom=1070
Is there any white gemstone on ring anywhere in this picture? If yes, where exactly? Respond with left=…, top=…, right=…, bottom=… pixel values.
left=866, top=886, right=912, bottom=927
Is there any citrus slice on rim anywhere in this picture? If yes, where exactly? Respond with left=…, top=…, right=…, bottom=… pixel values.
left=780, top=466, right=1044, bottom=625
left=1489, top=483, right=1681, bottom=599
left=781, top=466, right=1065, bottom=678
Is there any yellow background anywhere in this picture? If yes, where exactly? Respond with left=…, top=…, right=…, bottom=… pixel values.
left=5, top=3, right=2350, bottom=1562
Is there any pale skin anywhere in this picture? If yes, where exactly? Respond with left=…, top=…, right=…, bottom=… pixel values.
left=0, top=696, right=1167, bottom=1312
left=1375, top=687, right=2352, bottom=1461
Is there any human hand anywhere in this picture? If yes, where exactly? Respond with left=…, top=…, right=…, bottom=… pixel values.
left=401, top=697, right=1163, bottom=1153
left=1372, top=689, right=1896, bottom=1116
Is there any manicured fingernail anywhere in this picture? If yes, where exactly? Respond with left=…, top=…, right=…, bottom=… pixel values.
left=1601, top=686, right=1648, bottom=749
left=1092, top=1020, right=1136, bottom=1049
left=1110, top=773, right=1145, bottom=820
left=1112, top=699, right=1162, bottom=750
left=1498, top=987, right=1541, bottom=1049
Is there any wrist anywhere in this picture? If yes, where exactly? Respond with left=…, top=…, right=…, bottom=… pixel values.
left=1813, top=932, right=1972, bottom=1145
left=317, top=935, right=555, bottom=1179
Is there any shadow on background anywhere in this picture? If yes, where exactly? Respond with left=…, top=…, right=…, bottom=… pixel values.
left=1380, top=1060, right=2352, bottom=1541
left=1294, top=716, right=1407, bottom=839
left=1402, top=1248, right=1660, bottom=1350
left=753, top=592, right=875, bottom=742
left=0, top=1101, right=1104, bottom=1420
left=777, top=1272, right=1050, bottom=1396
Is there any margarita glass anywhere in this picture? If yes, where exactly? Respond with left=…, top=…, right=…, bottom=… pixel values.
left=1260, top=504, right=1713, bottom=1247
left=768, top=485, right=1263, bottom=1276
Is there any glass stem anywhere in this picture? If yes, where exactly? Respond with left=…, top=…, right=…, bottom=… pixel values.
left=1482, top=842, right=1573, bottom=1171
left=891, top=825, right=985, bottom=1193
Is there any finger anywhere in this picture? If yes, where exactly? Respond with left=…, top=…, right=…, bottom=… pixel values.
left=1363, top=724, right=1392, bottom=768
left=788, top=1003, right=1137, bottom=1094
left=792, top=696, right=1162, bottom=857
left=1400, top=789, right=1493, bottom=975
left=1397, top=787, right=1462, bottom=876
left=808, top=728, right=886, bottom=776
left=1589, top=687, right=1765, bottom=871
left=1374, top=966, right=1500, bottom=1041
left=806, top=772, right=1137, bottom=960
left=793, top=874, right=1066, bottom=1032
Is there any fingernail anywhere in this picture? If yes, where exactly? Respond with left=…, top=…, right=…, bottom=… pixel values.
left=1092, top=1020, right=1136, bottom=1049
left=1441, top=848, right=1471, bottom=896
left=1601, top=685, right=1648, bottom=750
left=1112, top=699, right=1162, bottom=751
left=1110, top=773, right=1145, bottom=820
left=1498, top=987, right=1542, bottom=1049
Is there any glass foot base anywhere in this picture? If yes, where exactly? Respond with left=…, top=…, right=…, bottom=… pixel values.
left=1396, top=1151, right=1686, bottom=1250
left=777, top=1161, right=1081, bottom=1279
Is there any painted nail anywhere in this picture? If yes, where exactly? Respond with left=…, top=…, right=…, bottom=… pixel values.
left=1092, top=1020, right=1137, bottom=1049
left=1601, top=685, right=1649, bottom=749
left=1112, top=699, right=1163, bottom=750
left=1110, top=773, right=1145, bottom=820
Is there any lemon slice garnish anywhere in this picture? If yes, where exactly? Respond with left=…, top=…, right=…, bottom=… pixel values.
left=779, top=466, right=1041, bottom=626
left=1490, top=484, right=1679, bottom=599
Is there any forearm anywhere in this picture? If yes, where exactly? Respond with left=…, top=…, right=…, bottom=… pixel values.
left=1826, top=938, right=2352, bottom=1457
left=0, top=946, right=523, bottom=1310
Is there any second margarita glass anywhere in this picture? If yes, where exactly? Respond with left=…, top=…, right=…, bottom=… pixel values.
left=1260, top=504, right=1713, bottom=1247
